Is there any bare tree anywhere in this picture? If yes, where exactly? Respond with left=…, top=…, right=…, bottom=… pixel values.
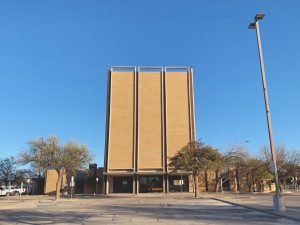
left=18, top=136, right=93, bottom=200
left=226, top=144, right=248, bottom=191
left=260, top=145, right=300, bottom=190
left=0, top=157, right=16, bottom=185
left=0, top=156, right=38, bottom=186
left=208, top=152, right=226, bottom=192
left=285, top=150, right=300, bottom=187
left=242, top=157, right=265, bottom=192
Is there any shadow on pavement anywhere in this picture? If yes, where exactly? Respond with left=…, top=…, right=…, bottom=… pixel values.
left=0, top=201, right=295, bottom=224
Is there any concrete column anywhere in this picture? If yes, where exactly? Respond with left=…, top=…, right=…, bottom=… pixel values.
left=165, top=174, right=169, bottom=193
left=133, top=175, right=136, bottom=194
left=163, top=175, right=166, bottom=193
left=105, top=176, right=109, bottom=194
left=136, top=175, right=139, bottom=194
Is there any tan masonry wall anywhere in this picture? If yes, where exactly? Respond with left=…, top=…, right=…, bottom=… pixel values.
left=165, top=72, right=191, bottom=160
left=194, top=169, right=276, bottom=193
left=138, top=71, right=163, bottom=169
left=105, top=66, right=195, bottom=189
left=44, top=170, right=67, bottom=195
left=108, top=71, right=134, bottom=170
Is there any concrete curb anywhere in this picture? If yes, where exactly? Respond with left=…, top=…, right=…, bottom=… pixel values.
left=212, top=198, right=300, bottom=223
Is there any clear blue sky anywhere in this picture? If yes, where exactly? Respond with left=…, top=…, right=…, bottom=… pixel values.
left=1, top=1, right=299, bottom=166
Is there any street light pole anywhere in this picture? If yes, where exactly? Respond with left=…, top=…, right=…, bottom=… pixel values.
left=248, top=13, right=285, bottom=212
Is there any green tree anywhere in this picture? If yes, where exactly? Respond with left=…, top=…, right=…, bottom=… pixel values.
left=18, top=136, right=92, bottom=200
left=168, top=141, right=219, bottom=198
left=254, top=166, right=274, bottom=180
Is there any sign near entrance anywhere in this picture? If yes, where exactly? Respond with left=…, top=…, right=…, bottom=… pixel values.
left=70, top=176, right=75, bottom=187
left=173, top=179, right=184, bottom=186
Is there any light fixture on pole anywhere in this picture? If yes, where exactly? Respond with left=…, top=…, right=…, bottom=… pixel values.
left=248, top=13, right=285, bottom=212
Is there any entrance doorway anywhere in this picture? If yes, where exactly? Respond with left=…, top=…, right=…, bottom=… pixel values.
left=221, top=173, right=230, bottom=191
left=113, top=176, right=133, bottom=193
left=139, top=176, right=163, bottom=193
left=168, top=175, right=189, bottom=192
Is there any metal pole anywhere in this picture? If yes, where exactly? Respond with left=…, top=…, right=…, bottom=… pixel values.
left=255, top=20, right=280, bottom=197
left=220, top=178, right=223, bottom=197
left=71, top=186, right=73, bottom=199
left=180, top=174, right=183, bottom=197
left=253, top=18, right=285, bottom=211
left=8, top=181, right=10, bottom=201
left=234, top=178, right=238, bottom=202
left=96, top=181, right=98, bottom=195
left=234, top=177, right=237, bottom=192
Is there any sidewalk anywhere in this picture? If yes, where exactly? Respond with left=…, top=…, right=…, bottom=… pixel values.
left=1, top=192, right=299, bottom=223
left=207, top=192, right=300, bottom=222
left=0, top=192, right=298, bottom=225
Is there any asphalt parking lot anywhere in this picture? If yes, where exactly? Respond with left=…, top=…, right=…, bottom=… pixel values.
left=0, top=193, right=299, bottom=225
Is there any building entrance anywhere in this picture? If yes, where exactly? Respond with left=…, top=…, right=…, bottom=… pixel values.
left=221, top=172, right=230, bottom=191
left=139, top=176, right=163, bottom=193
left=113, top=176, right=133, bottom=193
left=168, top=175, right=189, bottom=192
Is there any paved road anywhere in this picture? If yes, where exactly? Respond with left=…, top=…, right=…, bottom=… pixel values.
left=0, top=194, right=298, bottom=225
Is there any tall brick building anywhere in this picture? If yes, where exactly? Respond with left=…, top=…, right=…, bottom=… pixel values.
left=104, top=66, right=196, bottom=194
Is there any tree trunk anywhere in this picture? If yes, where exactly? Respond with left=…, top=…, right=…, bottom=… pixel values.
left=214, top=170, right=219, bottom=192
left=247, top=174, right=251, bottom=192
left=248, top=186, right=251, bottom=192
left=194, top=174, right=199, bottom=198
left=55, top=170, right=63, bottom=200
left=205, top=171, right=208, bottom=192
left=236, top=168, right=240, bottom=192
left=252, top=179, right=256, bottom=192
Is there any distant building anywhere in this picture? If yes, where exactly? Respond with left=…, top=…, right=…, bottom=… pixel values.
left=75, top=165, right=104, bottom=195
left=44, top=170, right=67, bottom=195
left=104, top=66, right=196, bottom=193
left=195, top=169, right=276, bottom=193
left=44, top=164, right=103, bottom=195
